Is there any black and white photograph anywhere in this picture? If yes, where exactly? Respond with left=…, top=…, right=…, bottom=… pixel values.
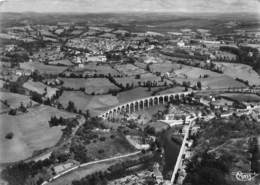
left=0, top=0, right=260, bottom=185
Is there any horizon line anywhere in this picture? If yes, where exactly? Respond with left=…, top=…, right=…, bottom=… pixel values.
left=1, top=10, right=259, bottom=15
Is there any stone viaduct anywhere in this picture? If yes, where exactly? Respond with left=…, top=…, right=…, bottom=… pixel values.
left=99, top=91, right=193, bottom=119
left=99, top=86, right=259, bottom=119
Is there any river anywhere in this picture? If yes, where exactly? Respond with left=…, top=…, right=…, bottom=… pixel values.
left=159, top=127, right=181, bottom=177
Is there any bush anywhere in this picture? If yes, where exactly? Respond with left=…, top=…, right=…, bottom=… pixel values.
left=8, top=108, right=17, bottom=115
left=5, top=132, right=14, bottom=139
left=99, top=137, right=106, bottom=142
left=110, top=135, right=115, bottom=139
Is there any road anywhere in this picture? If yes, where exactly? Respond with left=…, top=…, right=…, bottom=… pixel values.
left=42, top=151, right=141, bottom=185
left=170, top=119, right=194, bottom=184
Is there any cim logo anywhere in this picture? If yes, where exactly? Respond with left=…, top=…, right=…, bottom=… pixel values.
left=232, top=171, right=259, bottom=182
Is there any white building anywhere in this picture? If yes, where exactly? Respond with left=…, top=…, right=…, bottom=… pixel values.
left=87, top=55, right=107, bottom=62
left=177, top=40, right=185, bottom=47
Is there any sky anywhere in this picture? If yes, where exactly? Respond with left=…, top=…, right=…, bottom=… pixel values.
left=0, top=0, right=259, bottom=13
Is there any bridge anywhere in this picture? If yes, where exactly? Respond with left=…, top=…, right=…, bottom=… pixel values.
left=99, top=86, right=260, bottom=119
left=99, top=91, right=193, bottom=119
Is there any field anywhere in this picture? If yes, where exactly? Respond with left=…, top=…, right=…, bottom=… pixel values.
left=20, top=62, right=67, bottom=75
left=114, top=73, right=172, bottom=87
left=114, top=64, right=147, bottom=76
left=23, top=80, right=58, bottom=98
left=60, top=78, right=120, bottom=94
left=0, top=105, right=76, bottom=163
left=200, top=75, right=246, bottom=89
left=58, top=91, right=119, bottom=116
left=214, top=62, right=260, bottom=86
left=117, top=87, right=157, bottom=104
left=83, top=131, right=136, bottom=160
left=73, top=64, right=121, bottom=77
left=173, top=65, right=221, bottom=79
left=48, top=59, right=73, bottom=66
left=0, top=102, right=10, bottom=113
left=0, top=91, right=37, bottom=109
left=220, top=93, right=260, bottom=102
left=0, top=80, right=4, bottom=88
left=149, top=62, right=181, bottom=73
left=156, top=86, right=186, bottom=95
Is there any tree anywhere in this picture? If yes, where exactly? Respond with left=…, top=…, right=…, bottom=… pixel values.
left=8, top=108, right=17, bottom=115
left=70, top=143, right=90, bottom=163
left=197, top=81, right=202, bottom=90
left=66, top=101, right=77, bottom=113
left=31, top=92, right=42, bottom=103
left=5, top=132, right=14, bottom=139
left=19, top=102, right=27, bottom=113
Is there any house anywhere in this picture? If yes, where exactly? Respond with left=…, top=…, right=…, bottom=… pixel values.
left=53, top=162, right=76, bottom=174
left=153, top=163, right=164, bottom=184
left=177, top=40, right=185, bottom=47
left=15, top=69, right=32, bottom=76
left=87, top=55, right=107, bottom=62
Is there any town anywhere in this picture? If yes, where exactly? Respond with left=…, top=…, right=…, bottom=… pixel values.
left=0, top=11, right=260, bottom=185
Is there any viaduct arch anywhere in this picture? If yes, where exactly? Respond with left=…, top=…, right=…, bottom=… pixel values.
left=99, top=91, right=193, bottom=119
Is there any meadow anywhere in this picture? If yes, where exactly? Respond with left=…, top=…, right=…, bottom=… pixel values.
left=0, top=105, right=76, bottom=163
left=20, top=62, right=67, bottom=75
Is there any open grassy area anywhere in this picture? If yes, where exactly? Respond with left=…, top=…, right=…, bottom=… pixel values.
left=0, top=102, right=10, bottom=113
left=60, top=78, right=120, bottom=94
left=20, top=62, right=67, bottom=75
left=114, top=64, right=147, bottom=76
left=48, top=59, right=73, bottom=66
left=200, top=75, right=246, bottom=89
left=174, top=64, right=221, bottom=79
left=0, top=105, right=76, bottom=163
left=220, top=93, right=260, bottom=102
left=80, top=131, right=136, bottom=160
left=73, top=64, right=121, bottom=77
left=156, top=86, right=186, bottom=95
left=114, top=73, right=172, bottom=87
left=0, top=91, right=38, bottom=109
left=58, top=91, right=119, bottom=116
left=149, top=62, right=181, bottom=73
left=117, top=87, right=157, bottom=104
left=23, top=80, right=58, bottom=98
left=214, top=62, right=260, bottom=86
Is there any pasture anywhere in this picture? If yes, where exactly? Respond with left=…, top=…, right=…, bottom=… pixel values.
left=200, top=76, right=246, bottom=89
left=0, top=91, right=37, bottom=109
left=23, top=80, right=58, bottom=98
left=149, top=62, right=181, bottom=73
left=114, top=64, right=147, bottom=76
left=20, top=62, right=67, bottom=75
left=214, top=62, right=260, bottom=86
left=0, top=105, right=76, bottom=163
left=60, top=78, right=120, bottom=94
left=220, top=93, right=260, bottom=102
left=73, top=64, right=121, bottom=77
left=174, top=65, right=221, bottom=79
left=114, top=73, right=172, bottom=87
left=58, top=91, right=119, bottom=116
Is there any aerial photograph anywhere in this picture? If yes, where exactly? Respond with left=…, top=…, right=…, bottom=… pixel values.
left=0, top=0, right=259, bottom=185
